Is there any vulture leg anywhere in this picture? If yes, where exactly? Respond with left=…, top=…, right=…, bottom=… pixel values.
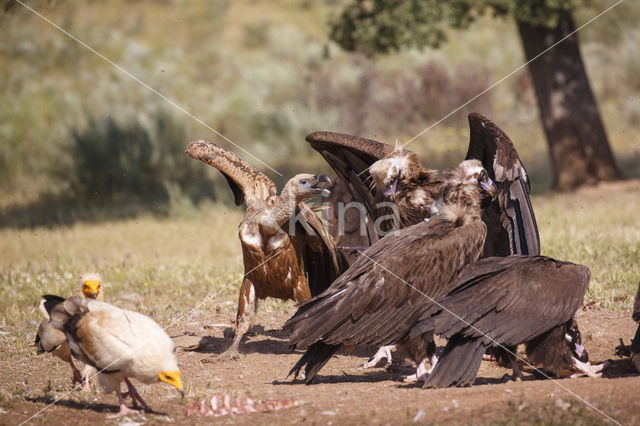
left=123, top=377, right=152, bottom=412
left=116, top=388, right=140, bottom=417
left=68, top=359, right=83, bottom=386
left=223, top=278, right=257, bottom=358
left=361, top=345, right=396, bottom=368
left=82, top=374, right=91, bottom=391
left=402, top=358, right=430, bottom=383
left=570, top=358, right=606, bottom=378
left=502, top=358, right=524, bottom=382
left=403, top=354, right=439, bottom=382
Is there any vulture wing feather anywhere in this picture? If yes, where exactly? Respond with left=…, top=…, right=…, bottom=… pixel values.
left=466, top=113, right=540, bottom=256
left=186, top=140, right=276, bottom=207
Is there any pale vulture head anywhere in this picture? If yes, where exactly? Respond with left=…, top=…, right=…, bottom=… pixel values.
left=78, top=272, right=103, bottom=300
left=286, top=174, right=332, bottom=200
left=369, top=148, right=421, bottom=199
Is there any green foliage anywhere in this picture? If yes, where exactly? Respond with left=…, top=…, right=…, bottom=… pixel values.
left=330, top=0, right=449, bottom=56
left=66, top=111, right=214, bottom=204
left=330, top=0, right=580, bottom=55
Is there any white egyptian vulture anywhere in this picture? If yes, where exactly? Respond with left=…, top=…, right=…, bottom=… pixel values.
left=35, top=273, right=104, bottom=389
left=41, top=295, right=183, bottom=416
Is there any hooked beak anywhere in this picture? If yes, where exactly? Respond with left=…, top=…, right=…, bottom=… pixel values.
left=480, top=177, right=497, bottom=199
left=383, top=180, right=397, bottom=199
left=312, top=175, right=331, bottom=197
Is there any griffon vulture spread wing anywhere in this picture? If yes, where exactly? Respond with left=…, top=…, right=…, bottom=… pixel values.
left=465, top=112, right=540, bottom=257
left=410, top=255, right=603, bottom=388
left=186, top=140, right=345, bottom=355
left=42, top=295, right=183, bottom=416
left=285, top=160, right=496, bottom=383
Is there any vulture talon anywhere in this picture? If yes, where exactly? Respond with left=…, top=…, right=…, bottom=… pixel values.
left=361, top=345, right=396, bottom=369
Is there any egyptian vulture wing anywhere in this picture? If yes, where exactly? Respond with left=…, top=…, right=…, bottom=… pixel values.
left=186, top=140, right=277, bottom=208
left=306, top=131, right=395, bottom=254
left=291, top=202, right=348, bottom=296
left=48, top=296, right=175, bottom=377
left=421, top=255, right=589, bottom=388
left=465, top=113, right=540, bottom=256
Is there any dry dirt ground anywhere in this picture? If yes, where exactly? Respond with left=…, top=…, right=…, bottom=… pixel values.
left=2, top=304, right=639, bottom=425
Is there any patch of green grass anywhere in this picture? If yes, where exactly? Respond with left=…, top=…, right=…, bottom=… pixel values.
left=535, top=180, right=640, bottom=310
left=0, top=204, right=245, bottom=361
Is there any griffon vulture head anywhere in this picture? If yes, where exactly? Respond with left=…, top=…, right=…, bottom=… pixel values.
left=284, top=174, right=332, bottom=201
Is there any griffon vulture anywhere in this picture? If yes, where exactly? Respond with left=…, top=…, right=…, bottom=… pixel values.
left=41, top=295, right=183, bottom=416
left=186, top=140, right=345, bottom=356
left=285, top=160, right=496, bottom=383
left=411, top=255, right=604, bottom=388
left=306, top=112, right=539, bottom=260
left=35, top=273, right=103, bottom=389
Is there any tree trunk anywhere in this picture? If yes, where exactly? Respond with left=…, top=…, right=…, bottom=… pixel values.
left=517, top=11, right=620, bottom=190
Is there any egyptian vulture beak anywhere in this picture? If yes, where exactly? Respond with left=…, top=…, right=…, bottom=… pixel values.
left=158, top=370, right=184, bottom=399
left=480, top=177, right=497, bottom=199
left=82, top=280, right=101, bottom=299
left=312, top=175, right=331, bottom=197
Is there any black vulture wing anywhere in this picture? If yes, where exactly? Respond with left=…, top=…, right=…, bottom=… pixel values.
left=306, top=131, right=395, bottom=256
left=465, top=113, right=540, bottom=256
left=291, top=203, right=348, bottom=296
left=631, top=281, right=640, bottom=364
left=418, top=255, right=590, bottom=388
left=186, top=140, right=277, bottom=208
left=633, top=280, right=640, bottom=323
left=284, top=214, right=487, bottom=381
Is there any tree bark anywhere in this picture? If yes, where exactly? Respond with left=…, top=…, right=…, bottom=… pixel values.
left=517, top=11, right=620, bottom=190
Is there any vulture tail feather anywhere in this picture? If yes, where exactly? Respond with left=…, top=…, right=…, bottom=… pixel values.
left=423, top=335, right=486, bottom=388
left=289, top=342, right=339, bottom=384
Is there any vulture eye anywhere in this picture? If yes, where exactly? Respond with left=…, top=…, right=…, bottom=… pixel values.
left=479, top=169, right=488, bottom=181
left=300, top=179, right=309, bottom=185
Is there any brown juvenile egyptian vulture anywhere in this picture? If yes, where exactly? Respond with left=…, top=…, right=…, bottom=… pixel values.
left=35, top=272, right=103, bottom=389
left=412, top=255, right=605, bottom=388
left=186, top=140, right=345, bottom=355
left=285, top=159, right=496, bottom=383
left=41, top=295, right=183, bottom=416
left=306, top=112, right=539, bottom=260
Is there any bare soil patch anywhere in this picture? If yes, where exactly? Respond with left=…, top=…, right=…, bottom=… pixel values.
left=2, top=304, right=639, bottom=425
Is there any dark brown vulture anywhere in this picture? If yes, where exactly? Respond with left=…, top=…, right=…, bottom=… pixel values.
left=284, top=159, right=496, bottom=383
left=411, top=255, right=605, bottom=388
left=186, top=140, right=345, bottom=356
left=632, top=281, right=640, bottom=372
left=306, top=112, right=539, bottom=260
